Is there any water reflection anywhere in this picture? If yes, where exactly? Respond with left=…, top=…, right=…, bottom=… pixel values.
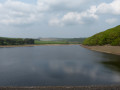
left=100, top=54, right=120, bottom=73
left=0, top=45, right=120, bottom=86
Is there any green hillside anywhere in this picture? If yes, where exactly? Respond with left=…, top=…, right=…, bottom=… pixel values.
left=83, top=25, right=120, bottom=46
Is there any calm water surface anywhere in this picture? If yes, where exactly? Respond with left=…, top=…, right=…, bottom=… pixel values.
left=0, top=45, right=120, bottom=86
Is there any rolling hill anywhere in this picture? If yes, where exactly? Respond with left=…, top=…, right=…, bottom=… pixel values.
left=83, top=25, right=120, bottom=46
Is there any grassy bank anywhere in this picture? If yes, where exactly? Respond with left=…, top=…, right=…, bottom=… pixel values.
left=35, top=40, right=80, bottom=45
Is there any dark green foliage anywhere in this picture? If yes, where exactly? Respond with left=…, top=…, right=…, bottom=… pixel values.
left=35, top=41, right=70, bottom=44
left=24, top=39, right=34, bottom=44
left=111, top=37, right=120, bottom=46
left=83, top=25, right=120, bottom=46
left=0, top=37, right=34, bottom=45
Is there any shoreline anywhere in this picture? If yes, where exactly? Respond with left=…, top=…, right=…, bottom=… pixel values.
left=1, top=44, right=120, bottom=56
left=81, top=45, right=120, bottom=56
left=0, top=44, right=80, bottom=48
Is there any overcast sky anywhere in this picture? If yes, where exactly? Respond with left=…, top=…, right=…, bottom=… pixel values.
left=0, top=0, right=119, bottom=38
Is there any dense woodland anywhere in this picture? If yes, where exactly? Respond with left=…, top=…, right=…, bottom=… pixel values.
left=0, top=37, right=34, bottom=45
left=83, top=25, right=120, bottom=46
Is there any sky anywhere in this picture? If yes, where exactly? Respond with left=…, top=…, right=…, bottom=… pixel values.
left=0, top=0, right=119, bottom=38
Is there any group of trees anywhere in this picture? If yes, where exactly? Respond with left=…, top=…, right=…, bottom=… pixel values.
left=0, top=38, right=34, bottom=45
left=83, top=25, right=120, bottom=46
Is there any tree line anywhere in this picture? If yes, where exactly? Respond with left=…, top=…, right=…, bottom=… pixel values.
left=0, top=38, right=34, bottom=45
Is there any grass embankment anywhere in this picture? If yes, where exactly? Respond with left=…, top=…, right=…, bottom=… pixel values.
left=83, top=25, right=120, bottom=46
left=35, top=40, right=80, bottom=45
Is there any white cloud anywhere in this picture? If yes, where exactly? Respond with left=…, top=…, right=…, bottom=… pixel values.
left=37, top=0, right=88, bottom=8
left=105, top=18, right=118, bottom=24
left=49, top=18, right=63, bottom=26
left=37, top=0, right=49, bottom=11
left=49, top=0, right=120, bottom=26
left=1, top=0, right=89, bottom=26
left=91, top=0, right=120, bottom=15
left=0, top=0, right=120, bottom=26
left=0, top=0, right=44, bottom=25
left=49, top=10, right=98, bottom=26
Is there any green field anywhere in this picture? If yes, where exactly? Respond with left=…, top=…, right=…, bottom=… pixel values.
left=35, top=40, right=80, bottom=44
left=0, top=37, right=85, bottom=45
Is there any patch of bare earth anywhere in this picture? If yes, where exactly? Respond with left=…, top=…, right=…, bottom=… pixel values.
left=81, top=45, right=120, bottom=55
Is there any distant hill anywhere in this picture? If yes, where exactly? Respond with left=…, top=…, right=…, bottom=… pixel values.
left=37, top=38, right=86, bottom=44
left=83, top=25, right=120, bottom=46
left=38, top=38, right=63, bottom=41
left=62, top=38, right=86, bottom=43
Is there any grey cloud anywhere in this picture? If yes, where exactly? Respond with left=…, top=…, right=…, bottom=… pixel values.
left=49, top=0, right=120, bottom=27
left=0, top=0, right=44, bottom=25
left=0, top=0, right=120, bottom=38
left=49, top=10, right=98, bottom=26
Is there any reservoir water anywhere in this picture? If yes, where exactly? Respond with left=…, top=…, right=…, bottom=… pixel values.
left=0, top=45, right=120, bottom=86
